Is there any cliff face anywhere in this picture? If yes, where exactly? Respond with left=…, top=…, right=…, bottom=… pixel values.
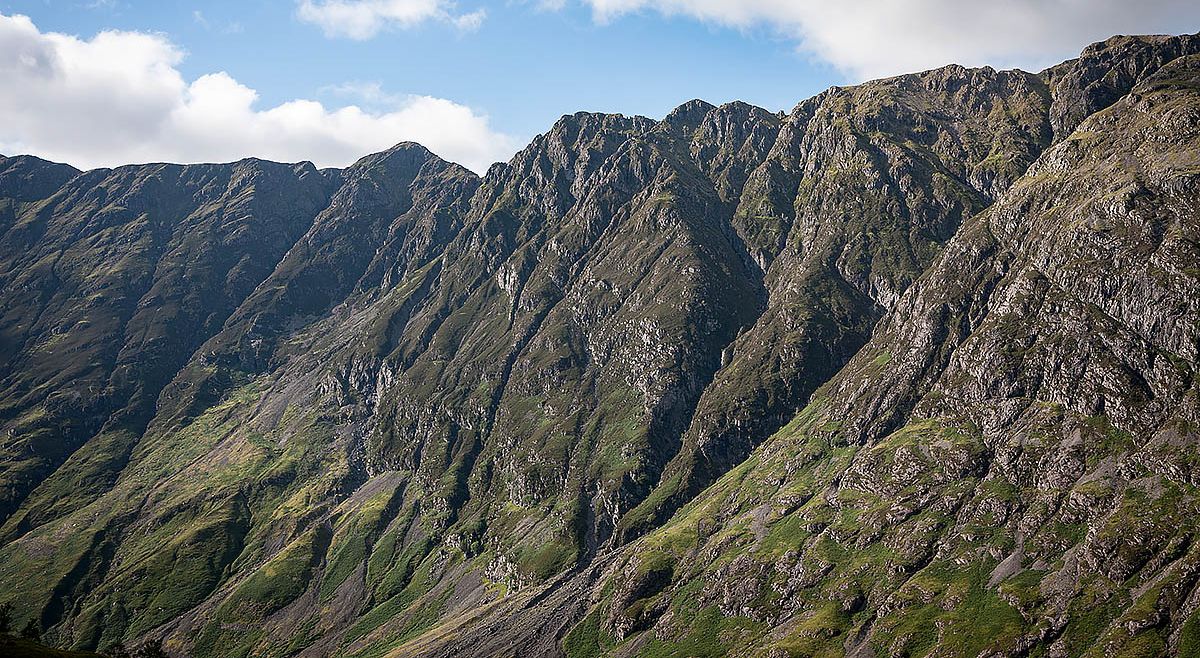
left=550, top=48, right=1200, bottom=658
left=0, top=34, right=1197, bottom=658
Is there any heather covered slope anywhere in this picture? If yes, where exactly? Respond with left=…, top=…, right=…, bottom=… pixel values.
left=0, top=33, right=1197, bottom=658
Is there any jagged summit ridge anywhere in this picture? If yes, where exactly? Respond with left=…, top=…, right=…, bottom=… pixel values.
left=0, top=33, right=1197, bottom=658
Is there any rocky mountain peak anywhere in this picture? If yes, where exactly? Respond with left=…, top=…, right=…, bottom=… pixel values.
left=0, top=32, right=1197, bottom=658
left=660, top=98, right=717, bottom=134
left=0, top=155, right=79, bottom=203
left=1045, top=31, right=1200, bottom=138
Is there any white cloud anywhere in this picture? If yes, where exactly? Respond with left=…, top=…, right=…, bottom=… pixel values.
left=297, top=0, right=485, bottom=39
left=452, top=8, right=487, bottom=32
left=0, top=13, right=517, bottom=174
left=574, top=0, right=1200, bottom=79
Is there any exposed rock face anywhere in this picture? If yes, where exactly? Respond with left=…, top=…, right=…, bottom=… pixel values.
left=532, top=47, right=1200, bottom=658
left=0, top=33, right=1197, bottom=658
left=620, top=62, right=1055, bottom=540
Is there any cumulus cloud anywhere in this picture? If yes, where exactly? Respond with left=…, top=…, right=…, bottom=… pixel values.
left=0, top=13, right=516, bottom=173
left=297, top=0, right=486, bottom=39
left=577, top=0, right=1200, bottom=79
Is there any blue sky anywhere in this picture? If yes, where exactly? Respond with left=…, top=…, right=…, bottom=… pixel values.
left=2, top=1, right=840, bottom=137
left=0, top=1, right=1197, bottom=173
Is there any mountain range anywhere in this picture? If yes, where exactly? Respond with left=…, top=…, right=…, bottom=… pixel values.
left=1, top=32, right=1199, bottom=658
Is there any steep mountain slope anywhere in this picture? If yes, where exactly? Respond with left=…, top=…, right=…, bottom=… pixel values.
left=619, top=63, right=1053, bottom=540
left=0, top=32, right=1196, bottom=658
left=529, top=49, right=1200, bottom=658
left=0, top=157, right=334, bottom=530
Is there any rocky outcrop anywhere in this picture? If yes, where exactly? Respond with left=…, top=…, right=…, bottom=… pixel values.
left=550, top=50, right=1200, bottom=658
left=0, top=33, right=1197, bottom=658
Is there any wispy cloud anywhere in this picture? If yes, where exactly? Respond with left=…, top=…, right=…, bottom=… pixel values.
left=452, top=8, right=486, bottom=31
left=193, top=9, right=244, bottom=34
left=297, top=0, right=486, bottom=39
left=0, top=13, right=518, bottom=173
left=320, top=80, right=406, bottom=109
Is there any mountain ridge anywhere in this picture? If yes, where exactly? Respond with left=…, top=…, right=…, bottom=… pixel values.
left=0, top=31, right=1197, bottom=658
